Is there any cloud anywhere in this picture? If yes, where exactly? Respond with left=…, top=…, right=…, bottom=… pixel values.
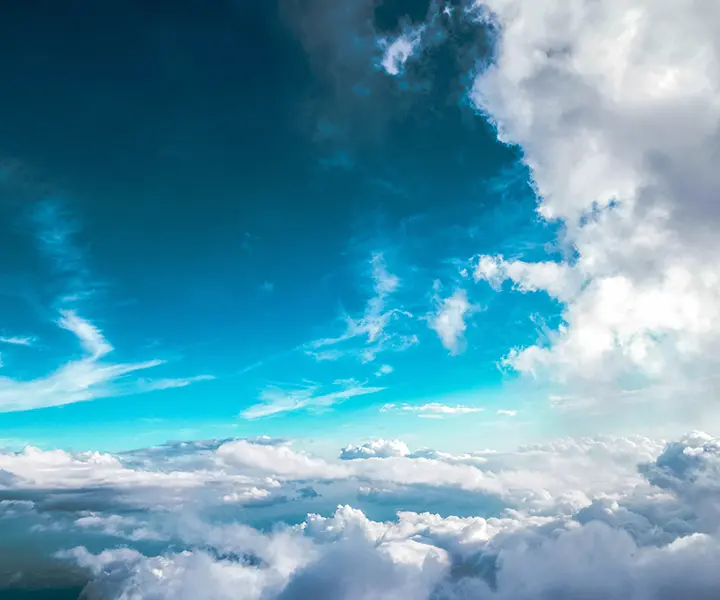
left=241, top=379, right=385, bottom=419
left=0, top=311, right=210, bottom=413
left=465, top=0, right=720, bottom=399
left=473, top=255, right=581, bottom=302
left=375, top=364, right=394, bottom=376
left=340, top=439, right=410, bottom=460
left=0, top=336, right=34, bottom=347
left=1, top=431, right=710, bottom=599
left=135, top=374, right=216, bottom=392
left=379, top=26, right=426, bottom=76
left=382, top=402, right=485, bottom=417
left=306, top=253, right=417, bottom=363
left=31, top=199, right=87, bottom=283
left=496, top=409, right=517, bottom=417
left=428, top=289, right=474, bottom=355
left=57, top=310, right=113, bottom=359
left=217, top=440, right=349, bottom=480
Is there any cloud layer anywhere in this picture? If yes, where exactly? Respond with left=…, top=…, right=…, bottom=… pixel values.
left=2, top=431, right=720, bottom=599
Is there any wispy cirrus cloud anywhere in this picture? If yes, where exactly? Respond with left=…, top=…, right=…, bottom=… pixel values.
left=135, top=375, right=217, bottom=393
left=306, top=252, right=418, bottom=364
left=465, top=0, right=720, bottom=410
left=242, top=378, right=385, bottom=420
left=30, top=199, right=95, bottom=305
left=0, top=336, right=35, bottom=347
left=0, top=311, right=212, bottom=413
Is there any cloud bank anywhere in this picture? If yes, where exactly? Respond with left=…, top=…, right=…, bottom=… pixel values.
left=1, top=431, right=719, bottom=599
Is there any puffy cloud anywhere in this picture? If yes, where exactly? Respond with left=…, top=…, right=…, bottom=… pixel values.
left=217, top=440, right=349, bottom=480
left=52, top=433, right=720, bottom=599
left=467, top=0, right=720, bottom=396
left=640, top=431, right=720, bottom=530
left=379, top=26, right=426, bottom=76
left=6, top=431, right=720, bottom=598
left=340, top=439, right=410, bottom=460
left=376, top=364, right=394, bottom=377
left=428, top=289, right=475, bottom=355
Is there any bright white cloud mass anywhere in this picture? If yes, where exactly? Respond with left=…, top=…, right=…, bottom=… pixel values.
left=2, top=431, right=720, bottom=598
left=3, top=0, right=720, bottom=597
left=470, top=0, right=720, bottom=398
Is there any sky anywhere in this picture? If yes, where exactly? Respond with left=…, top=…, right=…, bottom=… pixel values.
left=2, top=0, right=720, bottom=597
left=0, top=0, right=565, bottom=453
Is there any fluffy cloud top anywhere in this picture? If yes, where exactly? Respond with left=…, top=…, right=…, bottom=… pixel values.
left=428, top=289, right=474, bottom=355
left=2, top=431, right=717, bottom=599
left=468, top=0, right=720, bottom=395
left=340, top=439, right=410, bottom=460
left=306, top=253, right=418, bottom=364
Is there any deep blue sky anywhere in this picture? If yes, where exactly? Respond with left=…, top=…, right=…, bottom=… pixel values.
left=0, top=0, right=559, bottom=451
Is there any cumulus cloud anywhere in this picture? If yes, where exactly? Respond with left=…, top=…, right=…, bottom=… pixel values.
left=340, top=439, right=410, bottom=460
left=428, top=289, right=474, bottom=355
left=11, top=431, right=714, bottom=599
left=466, top=0, right=720, bottom=400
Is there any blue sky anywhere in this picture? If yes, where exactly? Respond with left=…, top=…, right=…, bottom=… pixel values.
left=0, top=0, right=564, bottom=452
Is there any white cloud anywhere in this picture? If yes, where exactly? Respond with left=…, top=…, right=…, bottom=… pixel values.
left=379, top=27, right=426, bottom=76
left=57, top=310, right=113, bottom=358
left=340, top=439, right=410, bottom=460
left=375, top=364, right=394, bottom=377
left=382, top=402, right=485, bottom=416
left=241, top=380, right=385, bottom=419
left=428, top=289, right=474, bottom=355
left=0, top=311, right=210, bottom=412
left=473, top=255, right=582, bottom=301
left=467, top=0, right=720, bottom=399
left=217, top=440, right=349, bottom=480
left=0, top=336, right=34, bottom=347
left=497, top=409, right=518, bottom=417
left=306, top=253, right=417, bottom=363
left=37, top=431, right=720, bottom=600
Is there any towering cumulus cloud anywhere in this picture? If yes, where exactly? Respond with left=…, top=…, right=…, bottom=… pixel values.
left=1, top=432, right=719, bottom=598
left=470, top=0, right=720, bottom=396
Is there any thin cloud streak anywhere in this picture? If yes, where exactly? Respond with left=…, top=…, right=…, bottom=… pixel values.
left=0, top=311, right=210, bottom=413
left=242, top=380, right=385, bottom=419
